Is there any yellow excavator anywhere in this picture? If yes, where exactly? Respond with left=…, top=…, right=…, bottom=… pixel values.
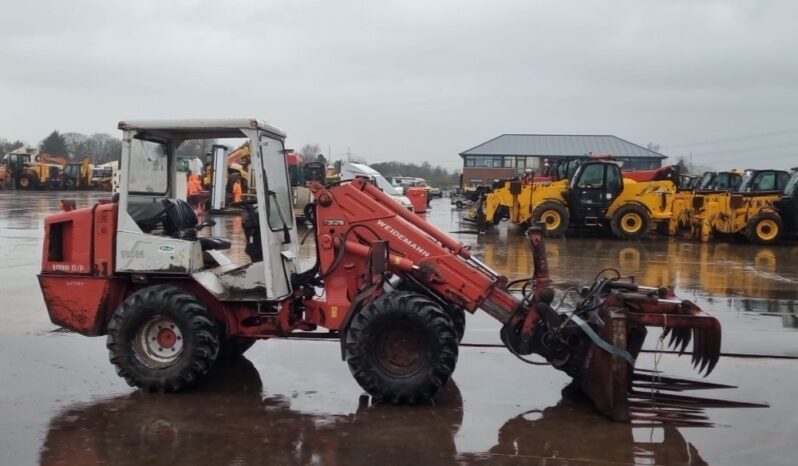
left=477, top=161, right=677, bottom=239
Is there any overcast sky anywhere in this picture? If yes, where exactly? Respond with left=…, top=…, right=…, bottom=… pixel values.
left=2, top=0, right=797, bottom=170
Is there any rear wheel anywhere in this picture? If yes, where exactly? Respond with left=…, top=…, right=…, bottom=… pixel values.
left=746, top=212, right=782, bottom=244
left=107, top=284, right=220, bottom=392
left=346, top=291, right=459, bottom=404
left=532, top=202, right=569, bottom=237
left=611, top=205, right=650, bottom=240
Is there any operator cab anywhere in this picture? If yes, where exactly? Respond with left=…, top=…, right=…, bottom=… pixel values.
left=679, top=174, right=699, bottom=191
left=116, top=119, right=298, bottom=301
left=737, top=169, right=790, bottom=194
left=567, top=161, right=623, bottom=227
left=776, top=171, right=798, bottom=235
left=696, top=171, right=742, bottom=192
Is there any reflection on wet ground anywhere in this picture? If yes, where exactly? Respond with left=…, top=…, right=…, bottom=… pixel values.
left=1, top=192, right=797, bottom=465
left=39, top=357, right=707, bottom=466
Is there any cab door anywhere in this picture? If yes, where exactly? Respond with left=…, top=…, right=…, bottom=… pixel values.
left=249, top=131, right=299, bottom=300
left=567, top=162, right=622, bottom=226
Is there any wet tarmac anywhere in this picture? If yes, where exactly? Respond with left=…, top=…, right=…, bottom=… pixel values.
left=1, top=192, right=797, bottom=465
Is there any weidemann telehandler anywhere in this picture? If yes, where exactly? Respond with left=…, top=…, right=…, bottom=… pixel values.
left=39, top=119, right=731, bottom=422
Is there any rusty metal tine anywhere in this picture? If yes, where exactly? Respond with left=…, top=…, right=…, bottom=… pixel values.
left=704, top=328, right=721, bottom=376
left=698, top=330, right=712, bottom=375
left=691, top=328, right=701, bottom=369
left=667, top=327, right=678, bottom=349
left=679, top=327, right=691, bottom=355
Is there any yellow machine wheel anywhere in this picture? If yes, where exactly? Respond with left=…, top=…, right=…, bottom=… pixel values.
left=746, top=213, right=782, bottom=245
left=17, top=175, right=34, bottom=190
left=532, top=202, right=569, bottom=237
left=611, top=205, right=650, bottom=240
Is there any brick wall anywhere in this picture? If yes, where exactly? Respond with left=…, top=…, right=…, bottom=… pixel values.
left=462, top=167, right=515, bottom=187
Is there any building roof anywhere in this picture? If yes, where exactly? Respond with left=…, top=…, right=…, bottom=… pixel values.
left=459, top=134, right=666, bottom=159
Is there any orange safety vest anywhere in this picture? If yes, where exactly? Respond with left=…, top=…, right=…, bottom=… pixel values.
left=188, top=175, right=202, bottom=195
left=232, top=180, right=242, bottom=203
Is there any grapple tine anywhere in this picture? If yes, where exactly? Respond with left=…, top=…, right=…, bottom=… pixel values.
left=703, top=327, right=721, bottom=376
left=666, top=327, right=680, bottom=351
left=678, top=327, right=692, bottom=355
left=697, top=329, right=713, bottom=375
left=691, top=328, right=702, bottom=369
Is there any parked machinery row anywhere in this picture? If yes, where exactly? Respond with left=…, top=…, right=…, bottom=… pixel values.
left=468, top=160, right=798, bottom=244
left=0, top=152, right=114, bottom=191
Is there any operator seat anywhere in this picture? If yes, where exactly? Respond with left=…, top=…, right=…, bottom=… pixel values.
left=160, top=199, right=231, bottom=251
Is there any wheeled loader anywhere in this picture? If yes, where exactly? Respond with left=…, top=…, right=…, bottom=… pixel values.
left=477, top=161, right=677, bottom=239
left=668, top=170, right=744, bottom=235
left=691, top=169, right=790, bottom=244
left=39, top=119, right=731, bottom=422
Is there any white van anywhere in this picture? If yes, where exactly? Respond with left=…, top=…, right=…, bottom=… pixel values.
left=341, top=162, right=414, bottom=211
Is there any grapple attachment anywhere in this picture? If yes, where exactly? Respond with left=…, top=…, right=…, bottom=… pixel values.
left=501, top=226, right=762, bottom=422
left=578, top=292, right=723, bottom=421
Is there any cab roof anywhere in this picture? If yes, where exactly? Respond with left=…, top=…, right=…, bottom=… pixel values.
left=117, top=118, right=286, bottom=140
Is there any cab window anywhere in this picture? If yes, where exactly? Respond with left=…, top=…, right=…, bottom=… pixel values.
left=260, top=138, right=293, bottom=231
left=129, top=138, right=168, bottom=194
left=577, top=164, right=605, bottom=189
left=606, top=165, right=621, bottom=193
left=753, top=173, right=775, bottom=191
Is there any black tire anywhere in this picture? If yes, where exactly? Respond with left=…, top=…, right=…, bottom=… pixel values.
left=610, top=204, right=651, bottom=240
left=447, top=306, right=466, bottom=343
left=345, top=291, right=459, bottom=404
left=106, top=284, right=220, bottom=392
left=17, top=175, right=34, bottom=190
left=455, top=200, right=463, bottom=209
left=532, top=202, right=569, bottom=237
left=746, top=212, right=783, bottom=245
left=218, top=335, right=257, bottom=359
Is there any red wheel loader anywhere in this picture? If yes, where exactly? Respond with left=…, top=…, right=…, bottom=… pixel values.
left=38, top=119, right=740, bottom=422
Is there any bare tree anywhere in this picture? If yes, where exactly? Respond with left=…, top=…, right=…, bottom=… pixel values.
left=646, top=142, right=662, bottom=153
left=0, top=138, right=25, bottom=154
left=299, top=143, right=322, bottom=160
left=176, top=139, right=216, bottom=160
left=63, top=132, right=89, bottom=160
left=86, top=133, right=122, bottom=164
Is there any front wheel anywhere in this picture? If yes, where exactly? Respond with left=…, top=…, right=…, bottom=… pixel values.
left=107, top=284, right=220, bottom=392
left=746, top=212, right=782, bottom=245
left=532, top=202, right=569, bottom=237
left=345, top=292, right=459, bottom=404
left=17, top=175, right=34, bottom=190
left=611, top=205, right=650, bottom=240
